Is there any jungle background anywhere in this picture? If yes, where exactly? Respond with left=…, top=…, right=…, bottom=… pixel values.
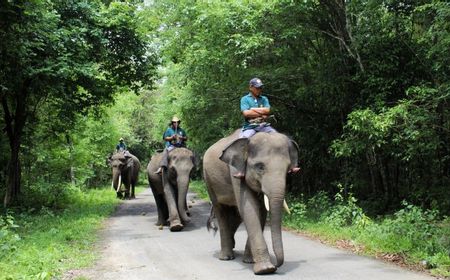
left=0, top=0, right=449, bottom=278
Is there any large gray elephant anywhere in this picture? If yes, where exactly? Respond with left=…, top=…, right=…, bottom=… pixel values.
left=108, top=151, right=141, bottom=199
left=203, top=129, right=299, bottom=275
left=147, top=147, right=195, bottom=231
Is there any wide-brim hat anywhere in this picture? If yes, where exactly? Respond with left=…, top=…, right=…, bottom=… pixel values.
left=171, top=116, right=181, bottom=123
left=119, top=137, right=124, bottom=141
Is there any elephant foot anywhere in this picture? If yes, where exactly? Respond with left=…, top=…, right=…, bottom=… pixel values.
left=243, top=254, right=254, bottom=263
left=156, top=220, right=169, bottom=226
left=182, top=216, right=191, bottom=224
left=169, top=222, right=184, bottom=232
left=253, top=261, right=277, bottom=275
left=219, top=249, right=234, bottom=260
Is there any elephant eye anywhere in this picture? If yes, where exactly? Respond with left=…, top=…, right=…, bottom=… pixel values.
left=254, top=162, right=265, bottom=172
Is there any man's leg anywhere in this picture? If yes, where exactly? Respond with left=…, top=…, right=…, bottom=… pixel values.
left=239, top=128, right=256, bottom=139
left=155, top=146, right=175, bottom=174
left=258, top=125, right=277, bottom=133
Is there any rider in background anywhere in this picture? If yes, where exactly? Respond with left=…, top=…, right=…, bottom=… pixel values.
left=155, top=116, right=188, bottom=174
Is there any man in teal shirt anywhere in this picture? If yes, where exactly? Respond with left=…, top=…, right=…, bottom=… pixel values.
left=155, top=116, right=188, bottom=174
left=239, top=77, right=276, bottom=138
left=163, top=116, right=187, bottom=148
left=233, top=78, right=300, bottom=178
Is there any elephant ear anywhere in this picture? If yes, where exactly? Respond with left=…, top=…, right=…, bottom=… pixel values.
left=191, top=151, right=200, bottom=170
left=288, top=139, right=300, bottom=169
left=220, top=138, right=249, bottom=171
left=106, top=153, right=113, bottom=166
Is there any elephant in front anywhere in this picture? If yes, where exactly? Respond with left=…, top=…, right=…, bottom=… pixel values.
left=203, top=129, right=299, bottom=275
left=108, top=151, right=141, bottom=199
left=147, top=147, right=195, bottom=231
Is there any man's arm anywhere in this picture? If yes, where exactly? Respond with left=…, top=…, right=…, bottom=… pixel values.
left=242, top=107, right=270, bottom=118
left=163, top=129, right=175, bottom=142
left=164, top=135, right=175, bottom=141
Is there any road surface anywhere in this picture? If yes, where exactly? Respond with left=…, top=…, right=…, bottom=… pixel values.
left=71, top=188, right=436, bottom=280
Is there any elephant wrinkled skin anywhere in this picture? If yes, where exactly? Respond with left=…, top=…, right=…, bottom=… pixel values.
left=108, top=152, right=141, bottom=199
left=147, top=148, right=195, bottom=231
left=203, top=129, right=299, bottom=275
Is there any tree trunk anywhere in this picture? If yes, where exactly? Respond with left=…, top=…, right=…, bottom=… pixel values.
left=66, top=134, right=76, bottom=185
left=4, top=141, right=21, bottom=206
left=2, top=83, right=28, bottom=207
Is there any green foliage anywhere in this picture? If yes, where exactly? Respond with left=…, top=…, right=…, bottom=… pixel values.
left=0, top=0, right=158, bottom=205
left=324, top=185, right=371, bottom=229
left=0, top=212, right=20, bottom=259
left=284, top=190, right=450, bottom=277
left=363, top=201, right=443, bottom=255
left=0, top=187, right=120, bottom=280
left=189, top=180, right=209, bottom=201
left=283, top=194, right=308, bottom=229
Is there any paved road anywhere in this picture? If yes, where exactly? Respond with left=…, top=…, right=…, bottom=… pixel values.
left=74, top=188, right=436, bottom=280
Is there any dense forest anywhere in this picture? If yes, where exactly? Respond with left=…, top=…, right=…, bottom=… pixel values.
left=1, top=1, right=449, bottom=213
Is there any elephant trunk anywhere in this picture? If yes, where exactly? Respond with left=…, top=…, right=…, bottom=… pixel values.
left=176, top=174, right=191, bottom=224
left=263, top=178, right=286, bottom=267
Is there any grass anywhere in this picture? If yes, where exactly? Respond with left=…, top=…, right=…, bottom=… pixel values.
left=0, top=185, right=147, bottom=280
left=189, top=180, right=210, bottom=201
left=283, top=193, right=450, bottom=278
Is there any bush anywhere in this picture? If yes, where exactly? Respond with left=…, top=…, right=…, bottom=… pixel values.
left=0, top=212, right=21, bottom=258
left=306, top=191, right=331, bottom=221
left=284, top=194, right=308, bottom=229
left=22, top=182, right=83, bottom=210
left=323, top=184, right=371, bottom=228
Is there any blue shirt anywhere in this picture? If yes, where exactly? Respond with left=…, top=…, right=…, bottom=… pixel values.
left=116, top=142, right=127, bottom=151
left=240, top=93, right=271, bottom=130
left=163, top=126, right=187, bottom=148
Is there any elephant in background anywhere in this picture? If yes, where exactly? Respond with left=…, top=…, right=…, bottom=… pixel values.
left=108, top=151, right=141, bottom=199
left=147, top=147, right=196, bottom=231
left=203, top=129, right=299, bottom=275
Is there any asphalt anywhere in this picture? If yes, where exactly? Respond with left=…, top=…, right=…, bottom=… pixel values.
left=71, top=188, right=437, bottom=280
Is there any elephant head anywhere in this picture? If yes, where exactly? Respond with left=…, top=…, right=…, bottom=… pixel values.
left=108, top=152, right=132, bottom=195
left=220, top=133, right=299, bottom=267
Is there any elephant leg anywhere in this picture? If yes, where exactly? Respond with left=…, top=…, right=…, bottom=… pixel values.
left=243, top=200, right=267, bottom=263
left=131, top=183, right=136, bottom=199
left=116, top=191, right=123, bottom=199
left=162, top=173, right=183, bottom=231
left=214, top=204, right=240, bottom=260
left=155, top=194, right=169, bottom=226
left=238, top=185, right=276, bottom=274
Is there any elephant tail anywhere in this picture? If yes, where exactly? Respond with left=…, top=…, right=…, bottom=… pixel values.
left=206, top=204, right=218, bottom=235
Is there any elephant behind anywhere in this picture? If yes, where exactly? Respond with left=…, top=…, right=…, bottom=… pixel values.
left=203, top=129, right=299, bottom=275
left=147, top=147, right=195, bottom=231
left=108, top=151, right=141, bottom=199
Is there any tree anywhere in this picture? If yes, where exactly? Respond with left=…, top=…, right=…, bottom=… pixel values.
left=0, top=0, right=158, bottom=206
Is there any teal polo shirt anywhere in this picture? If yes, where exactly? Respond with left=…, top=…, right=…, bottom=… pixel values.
left=240, top=93, right=270, bottom=130
left=163, top=126, right=187, bottom=147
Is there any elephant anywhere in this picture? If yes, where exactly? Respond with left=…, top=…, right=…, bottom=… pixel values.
left=147, top=147, right=196, bottom=231
left=108, top=151, right=141, bottom=199
left=203, top=129, right=299, bottom=275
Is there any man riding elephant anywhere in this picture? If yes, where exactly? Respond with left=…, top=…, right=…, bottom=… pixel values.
left=148, top=115, right=195, bottom=231
left=108, top=151, right=140, bottom=199
left=234, top=77, right=300, bottom=178
left=155, top=116, right=188, bottom=174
